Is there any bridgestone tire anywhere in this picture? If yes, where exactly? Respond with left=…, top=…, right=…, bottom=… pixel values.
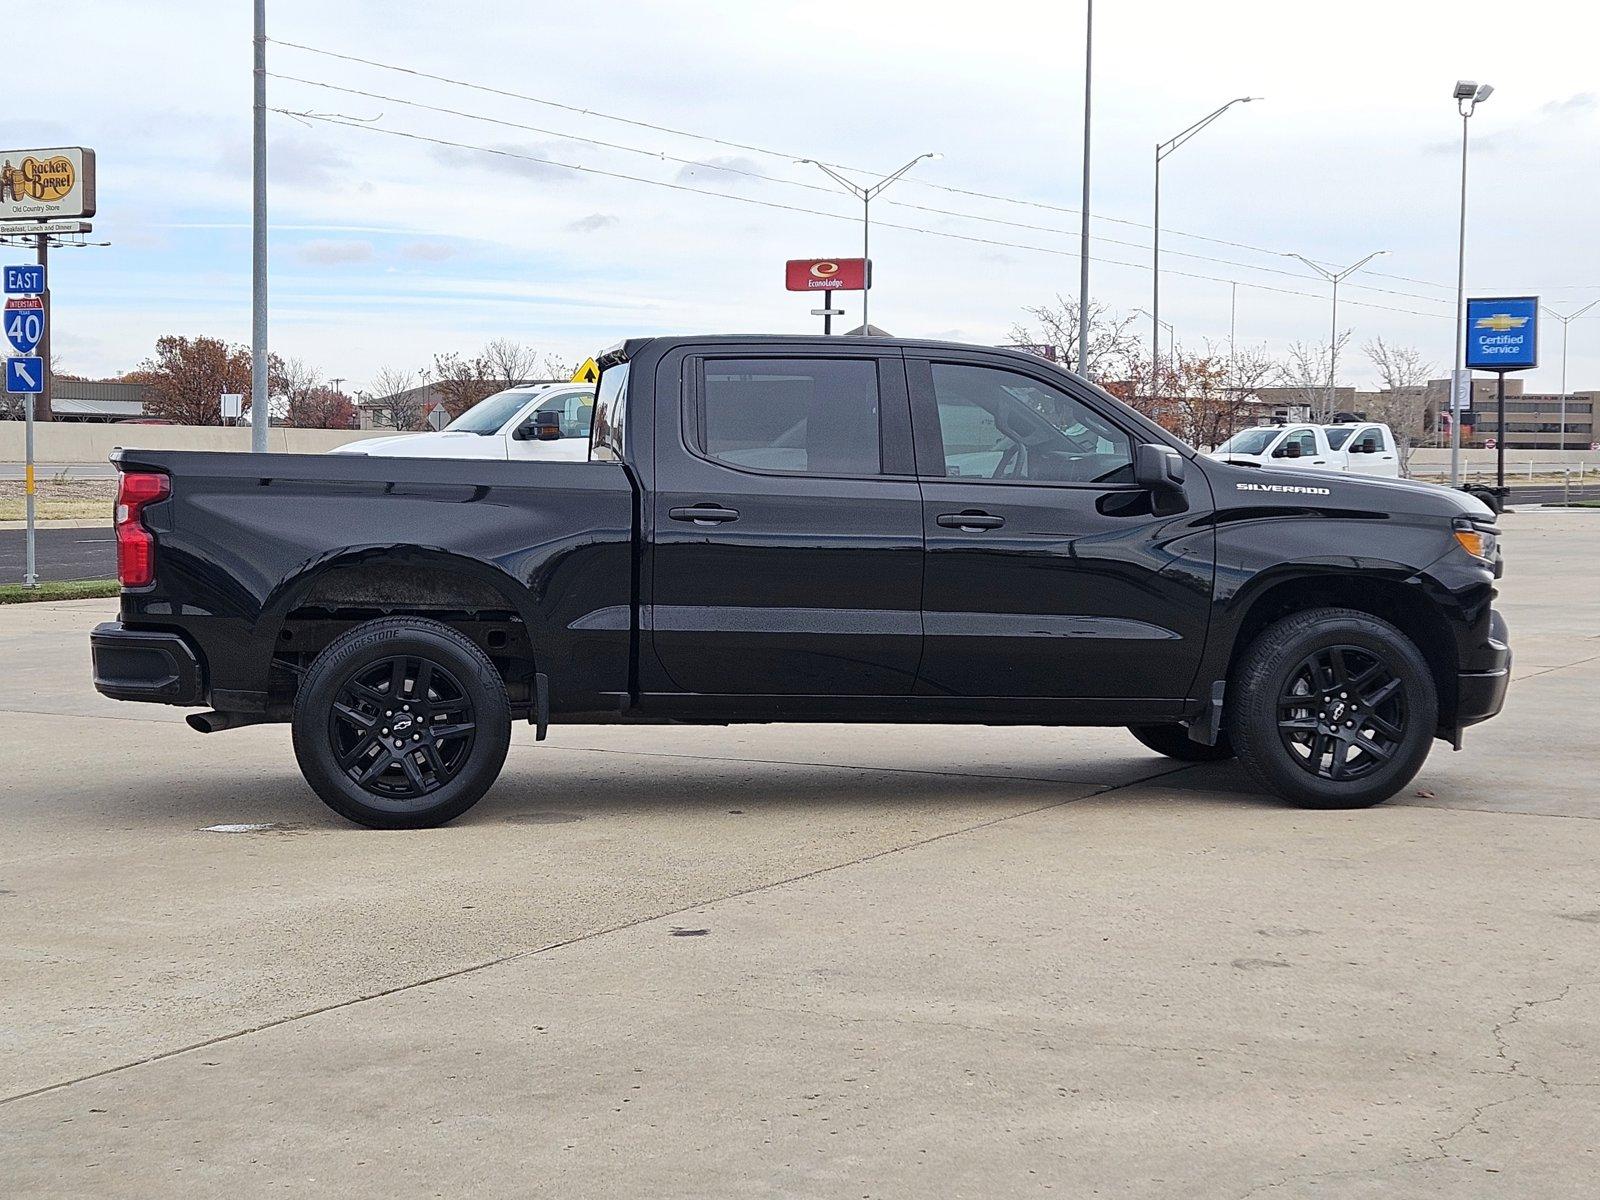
left=1227, top=607, right=1437, bottom=810
left=292, top=617, right=512, bottom=829
left=1127, top=723, right=1235, bottom=762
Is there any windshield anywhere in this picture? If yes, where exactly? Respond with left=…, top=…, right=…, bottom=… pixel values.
left=1325, top=427, right=1355, bottom=450
left=1216, top=428, right=1279, bottom=456
left=444, top=389, right=541, bottom=435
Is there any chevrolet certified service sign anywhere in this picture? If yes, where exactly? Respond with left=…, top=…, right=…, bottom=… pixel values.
left=1465, top=296, right=1539, bottom=372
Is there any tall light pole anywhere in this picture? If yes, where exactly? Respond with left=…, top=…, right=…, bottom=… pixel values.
left=1134, top=309, right=1174, bottom=370
left=1282, top=250, right=1388, bottom=421
left=1153, top=97, right=1258, bottom=396
left=251, top=0, right=269, bottom=452
left=1077, top=0, right=1093, bottom=376
left=1449, top=80, right=1493, bottom=485
left=798, top=152, right=940, bottom=335
left=1542, top=299, right=1599, bottom=453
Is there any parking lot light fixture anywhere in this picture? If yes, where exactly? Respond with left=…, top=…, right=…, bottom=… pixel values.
left=1281, top=250, right=1389, bottom=421
left=798, top=153, right=940, bottom=334
left=1450, top=80, right=1493, bottom=485
left=1541, top=299, right=1600, bottom=453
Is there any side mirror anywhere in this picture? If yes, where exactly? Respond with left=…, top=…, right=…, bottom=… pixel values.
left=1134, top=443, right=1186, bottom=491
left=1278, top=441, right=1303, bottom=459
left=515, top=411, right=563, bottom=441
left=1359, top=437, right=1378, bottom=454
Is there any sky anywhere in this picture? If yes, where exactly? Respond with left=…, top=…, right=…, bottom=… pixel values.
left=9, top=0, right=1600, bottom=396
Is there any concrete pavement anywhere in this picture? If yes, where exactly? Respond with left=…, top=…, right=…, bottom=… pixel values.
left=1, top=509, right=1596, bottom=1198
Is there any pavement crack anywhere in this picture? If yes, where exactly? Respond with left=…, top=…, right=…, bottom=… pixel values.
left=0, top=759, right=1194, bottom=1109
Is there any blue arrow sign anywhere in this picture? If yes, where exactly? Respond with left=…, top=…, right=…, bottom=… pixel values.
left=6, top=355, right=44, bottom=394
left=4, top=264, right=45, bottom=295
left=1466, top=296, right=1539, bottom=372
left=5, top=297, right=44, bottom=354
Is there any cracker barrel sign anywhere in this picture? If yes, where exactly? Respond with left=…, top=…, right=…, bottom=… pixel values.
left=0, top=148, right=97, bottom=221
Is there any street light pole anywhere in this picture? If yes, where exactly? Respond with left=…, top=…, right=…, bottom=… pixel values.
left=1153, top=97, right=1258, bottom=398
left=1077, top=0, right=1093, bottom=376
left=798, top=152, right=940, bottom=335
left=1282, top=250, right=1388, bottom=421
left=1134, top=309, right=1174, bottom=370
left=1450, top=81, right=1493, bottom=485
left=251, top=0, right=269, bottom=452
left=1541, top=300, right=1598, bottom=454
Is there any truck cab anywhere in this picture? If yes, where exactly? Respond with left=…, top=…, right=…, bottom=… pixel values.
left=333, top=383, right=595, bottom=461
left=1325, top=422, right=1401, bottom=477
left=1211, top=424, right=1338, bottom=471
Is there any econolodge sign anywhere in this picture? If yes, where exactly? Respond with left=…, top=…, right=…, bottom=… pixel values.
left=785, top=258, right=871, bottom=292
left=0, top=147, right=97, bottom=221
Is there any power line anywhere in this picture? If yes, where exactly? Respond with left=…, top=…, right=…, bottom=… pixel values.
left=269, top=70, right=1453, bottom=307
left=268, top=37, right=1600, bottom=300
left=271, top=109, right=1453, bottom=321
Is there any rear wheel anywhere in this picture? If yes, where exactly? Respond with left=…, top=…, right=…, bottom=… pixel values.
left=292, top=617, right=511, bottom=828
left=1228, top=608, right=1437, bottom=809
left=1127, top=723, right=1235, bottom=762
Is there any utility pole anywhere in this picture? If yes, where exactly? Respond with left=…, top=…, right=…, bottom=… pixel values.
left=1076, top=0, right=1093, bottom=377
left=251, top=0, right=269, bottom=452
left=1282, top=250, right=1387, bottom=422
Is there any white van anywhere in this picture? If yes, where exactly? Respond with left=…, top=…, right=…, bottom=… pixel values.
left=333, top=384, right=595, bottom=461
left=1210, top=424, right=1340, bottom=471
left=1324, top=422, right=1401, bottom=477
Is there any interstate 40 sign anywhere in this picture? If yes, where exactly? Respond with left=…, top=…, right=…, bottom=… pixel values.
left=4, top=295, right=44, bottom=355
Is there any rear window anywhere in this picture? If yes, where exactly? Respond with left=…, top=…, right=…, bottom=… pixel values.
left=700, top=358, right=881, bottom=476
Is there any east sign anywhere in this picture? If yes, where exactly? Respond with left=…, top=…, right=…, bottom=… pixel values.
left=0, top=147, right=97, bottom=221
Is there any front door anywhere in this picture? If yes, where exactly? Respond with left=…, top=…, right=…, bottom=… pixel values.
left=908, top=355, right=1214, bottom=701
left=649, top=350, right=924, bottom=695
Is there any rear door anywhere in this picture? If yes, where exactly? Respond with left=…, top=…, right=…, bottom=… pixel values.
left=648, top=347, right=924, bottom=695
left=908, top=353, right=1214, bottom=701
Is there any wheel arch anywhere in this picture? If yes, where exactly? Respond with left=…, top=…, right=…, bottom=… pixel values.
left=1219, top=570, right=1460, bottom=730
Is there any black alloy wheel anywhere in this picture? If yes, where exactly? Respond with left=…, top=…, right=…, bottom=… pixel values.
left=1275, top=645, right=1406, bottom=782
left=293, top=617, right=512, bottom=828
left=330, top=655, right=478, bottom=800
left=1227, top=607, right=1438, bottom=810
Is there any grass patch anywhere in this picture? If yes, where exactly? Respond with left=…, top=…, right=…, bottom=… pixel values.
left=0, top=579, right=120, bottom=604
left=0, top=477, right=116, bottom=522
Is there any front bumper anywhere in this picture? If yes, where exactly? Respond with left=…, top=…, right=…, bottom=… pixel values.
left=1456, top=608, right=1511, bottom=729
left=90, top=621, right=205, bottom=706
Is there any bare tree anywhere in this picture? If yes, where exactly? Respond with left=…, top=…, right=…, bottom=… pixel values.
left=480, top=338, right=542, bottom=390
left=361, top=365, right=428, bottom=431
left=1362, top=337, right=1434, bottom=475
left=1009, top=294, right=1145, bottom=382
left=272, top=356, right=321, bottom=410
left=539, top=352, right=581, bottom=381
left=1275, top=333, right=1351, bottom=423
left=428, top=351, right=498, bottom=421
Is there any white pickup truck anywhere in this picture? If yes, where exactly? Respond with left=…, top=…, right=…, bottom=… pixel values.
left=333, top=383, right=596, bottom=461
left=1211, top=422, right=1400, bottom=478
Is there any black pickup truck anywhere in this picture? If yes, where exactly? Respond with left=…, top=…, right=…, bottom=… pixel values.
left=92, top=335, right=1510, bottom=828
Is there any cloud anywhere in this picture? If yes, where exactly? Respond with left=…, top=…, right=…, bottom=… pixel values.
left=673, top=155, right=768, bottom=186
left=427, top=142, right=571, bottom=182
left=566, top=213, right=619, bottom=233
left=1541, top=92, right=1597, bottom=116
left=399, top=241, right=460, bottom=262
left=297, top=239, right=377, bottom=265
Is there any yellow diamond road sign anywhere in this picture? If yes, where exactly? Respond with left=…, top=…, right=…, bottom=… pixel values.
left=571, top=358, right=600, bottom=384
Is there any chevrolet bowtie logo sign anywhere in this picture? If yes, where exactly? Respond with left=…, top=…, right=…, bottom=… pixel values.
left=1474, top=313, right=1529, bottom=333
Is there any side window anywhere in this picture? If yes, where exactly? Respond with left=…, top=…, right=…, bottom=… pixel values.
left=928, top=362, right=1132, bottom=484
left=700, top=358, right=881, bottom=476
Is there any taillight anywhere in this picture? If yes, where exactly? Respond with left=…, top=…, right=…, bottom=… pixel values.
left=115, top=471, right=169, bottom=588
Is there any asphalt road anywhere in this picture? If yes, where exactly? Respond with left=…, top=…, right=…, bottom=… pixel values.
left=0, top=524, right=114, bottom=580
left=1, top=508, right=1597, bottom=1198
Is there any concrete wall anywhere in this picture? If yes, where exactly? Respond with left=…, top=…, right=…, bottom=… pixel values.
left=1408, top=448, right=1599, bottom=476
left=0, top=422, right=395, bottom=463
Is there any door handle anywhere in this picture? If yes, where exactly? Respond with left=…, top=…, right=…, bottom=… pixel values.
left=937, top=511, right=1005, bottom=531
left=669, top=505, right=739, bottom=525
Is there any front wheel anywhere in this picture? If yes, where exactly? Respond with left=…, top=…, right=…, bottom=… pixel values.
left=1227, top=608, right=1438, bottom=809
left=292, top=617, right=512, bottom=828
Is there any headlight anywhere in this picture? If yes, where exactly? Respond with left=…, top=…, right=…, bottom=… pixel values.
left=1452, top=517, right=1497, bottom=563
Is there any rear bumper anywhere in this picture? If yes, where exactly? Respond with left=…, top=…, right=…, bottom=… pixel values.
left=90, top=621, right=205, bottom=706
left=1456, top=608, right=1511, bottom=729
